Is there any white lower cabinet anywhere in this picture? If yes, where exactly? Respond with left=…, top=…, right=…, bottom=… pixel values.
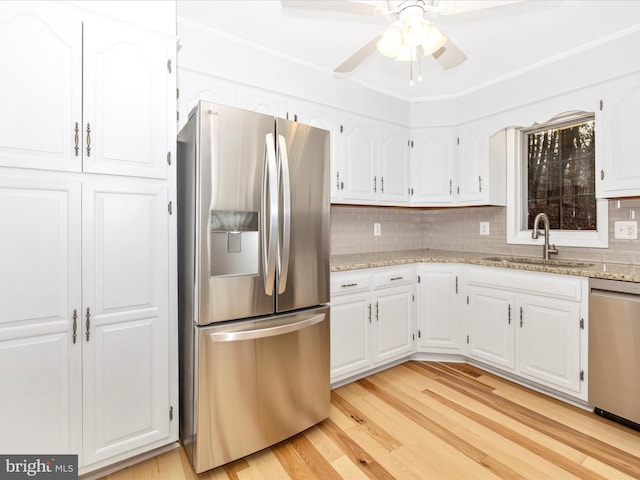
left=467, top=285, right=515, bottom=369
left=0, top=170, right=172, bottom=472
left=465, top=266, right=587, bottom=399
left=332, top=263, right=587, bottom=401
left=416, top=264, right=461, bottom=353
left=330, top=266, right=416, bottom=383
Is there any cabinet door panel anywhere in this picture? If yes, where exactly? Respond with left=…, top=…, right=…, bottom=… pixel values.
left=517, top=296, right=581, bottom=393
left=418, top=269, right=459, bottom=352
left=83, top=19, right=169, bottom=178
left=468, top=286, right=515, bottom=370
left=330, top=294, right=371, bottom=381
left=82, top=180, right=169, bottom=464
left=456, top=130, right=486, bottom=202
left=340, top=121, right=376, bottom=201
left=0, top=172, right=81, bottom=455
left=0, top=4, right=81, bottom=171
left=600, top=83, right=640, bottom=196
left=375, top=287, right=413, bottom=363
left=379, top=126, right=409, bottom=204
left=0, top=329, right=76, bottom=453
left=411, top=129, right=454, bottom=204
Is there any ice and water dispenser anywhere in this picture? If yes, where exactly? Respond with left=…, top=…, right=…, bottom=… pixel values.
left=209, top=211, right=259, bottom=277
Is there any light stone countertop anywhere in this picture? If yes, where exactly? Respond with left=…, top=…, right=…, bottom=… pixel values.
left=330, top=248, right=640, bottom=283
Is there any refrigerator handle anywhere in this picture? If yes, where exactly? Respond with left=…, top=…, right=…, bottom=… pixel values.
left=262, top=133, right=278, bottom=296
left=277, top=135, right=291, bottom=294
left=207, top=313, right=325, bottom=342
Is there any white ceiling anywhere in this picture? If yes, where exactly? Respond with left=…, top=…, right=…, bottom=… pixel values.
left=176, top=0, right=640, bottom=100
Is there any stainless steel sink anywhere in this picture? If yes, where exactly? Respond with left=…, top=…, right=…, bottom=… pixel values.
left=482, top=256, right=594, bottom=269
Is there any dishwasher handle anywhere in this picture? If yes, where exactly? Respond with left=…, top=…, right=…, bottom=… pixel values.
left=208, top=313, right=325, bottom=342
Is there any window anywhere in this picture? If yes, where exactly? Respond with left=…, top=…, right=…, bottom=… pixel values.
left=523, top=115, right=596, bottom=231
left=506, top=111, right=608, bottom=248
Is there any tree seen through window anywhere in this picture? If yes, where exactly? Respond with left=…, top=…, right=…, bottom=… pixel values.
left=525, top=117, right=595, bottom=231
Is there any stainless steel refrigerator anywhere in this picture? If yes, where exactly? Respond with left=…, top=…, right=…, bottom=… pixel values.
left=177, top=101, right=331, bottom=473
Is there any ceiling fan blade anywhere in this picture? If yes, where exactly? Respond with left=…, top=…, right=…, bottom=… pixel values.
left=281, top=0, right=380, bottom=16
left=432, top=38, right=467, bottom=70
left=334, top=34, right=380, bottom=73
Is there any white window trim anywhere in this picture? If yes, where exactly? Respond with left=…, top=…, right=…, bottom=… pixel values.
left=505, top=115, right=608, bottom=249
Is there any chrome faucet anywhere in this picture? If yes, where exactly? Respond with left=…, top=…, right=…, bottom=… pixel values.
left=532, top=213, right=558, bottom=260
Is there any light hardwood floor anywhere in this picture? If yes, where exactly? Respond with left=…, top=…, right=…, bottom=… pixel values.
left=100, top=362, right=640, bottom=479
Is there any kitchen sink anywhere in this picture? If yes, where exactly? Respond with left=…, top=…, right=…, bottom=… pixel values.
left=482, top=256, right=594, bottom=269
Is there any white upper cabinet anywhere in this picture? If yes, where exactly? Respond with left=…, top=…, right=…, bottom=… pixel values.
left=336, top=114, right=377, bottom=203
left=333, top=114, right=411, bottom=205
left=599, top=74, right=640, bottom=198
left=0, top=3, right=173, bottom=179
left=409, top=126, right=505, bottom=207
left=410, top=127, right=455, bottom=205
left=0, top=3, right=82, bottom=172
left=455, top=127, right=487, bottom=203
left=82, top=19, right=171, bottom=178
left=378, top=123, right=410, bottom=204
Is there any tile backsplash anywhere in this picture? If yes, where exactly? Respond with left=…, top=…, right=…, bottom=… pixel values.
left=331, top=199, right=640, bottom=265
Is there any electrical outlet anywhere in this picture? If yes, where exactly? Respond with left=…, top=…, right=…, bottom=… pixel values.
left=374, top=223, right=381, bottom=236
left=479, top=222, right=490, bottom=236
left=614, top=221, right=638, bottom=239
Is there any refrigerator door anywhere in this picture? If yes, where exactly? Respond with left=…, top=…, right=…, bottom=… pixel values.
left=197, top=102, right=277, bottom=323
left=275, top=119, right=330, bottom=312
left=192, top=306, right=330, bottom=472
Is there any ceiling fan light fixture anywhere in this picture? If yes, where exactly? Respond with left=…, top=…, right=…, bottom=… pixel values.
left=402, top=12, right=428, bottom=46
left=394, top=44, right=416, bottom=62
left=376, top=22, right=403, bottom=57
left=421, top=24, right=447, bottom=56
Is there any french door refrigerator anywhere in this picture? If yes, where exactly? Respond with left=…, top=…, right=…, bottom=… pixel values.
left=177, top=101, right=331, bottom=473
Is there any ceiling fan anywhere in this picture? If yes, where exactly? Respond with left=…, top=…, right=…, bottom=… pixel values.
left=281, top=1, right=523, bottom=78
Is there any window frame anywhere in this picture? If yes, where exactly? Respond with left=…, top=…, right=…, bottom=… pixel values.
left=506, top=111, right=608, bottom=249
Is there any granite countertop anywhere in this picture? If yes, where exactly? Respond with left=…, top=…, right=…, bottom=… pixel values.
left=330, top=248, right=640, bottom=283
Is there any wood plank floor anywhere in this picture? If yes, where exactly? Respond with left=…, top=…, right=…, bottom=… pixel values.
left=100, top=362, right=640, bottom=479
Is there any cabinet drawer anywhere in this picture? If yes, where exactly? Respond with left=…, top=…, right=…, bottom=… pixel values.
left=331, top=272, right=370, bottom=295
left=372, top=267, right=413, bottom=289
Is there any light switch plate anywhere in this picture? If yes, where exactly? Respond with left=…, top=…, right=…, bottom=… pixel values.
left=480, top=222, right=490, bottom=236
left=614, top=221, right=638, bottom=239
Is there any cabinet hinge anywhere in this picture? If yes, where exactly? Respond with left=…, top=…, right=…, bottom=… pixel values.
left=168, top=201, right=173, bottom=215
left=412, top=333, right=415, bottom=341
left=579, top=318, right=584, bottom=329
left=177, top=111, right=180, bottom=122
left=167, top=59, right=172, bottom=73
left=176, top=88, right=180, bottom=99
left=417, top=275, right=421, bottom=283
left=599, top=99, right=603, bottom=111
left=412, top=294, right=415, bottom=302
left=579, top=370, right=584, bottom=381
left=418, top=329, right=421, bottom=338
left=340, top=125, right=344, bottom=133
left=457, top=137, right=460, bottom=145
left=466, top=334, right=469, bottom=344
left=167, top=151, right=172, bottom=166
left=169, top=406, right=174, bottom=420
left=455, top=276, right=458, bottom=294
left=466, top=295, right=469, bottom=305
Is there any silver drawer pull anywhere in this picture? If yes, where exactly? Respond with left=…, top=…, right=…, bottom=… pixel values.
left=341, top=283, right=358, bottom=288
left=390, top=276, right=404, bottom=281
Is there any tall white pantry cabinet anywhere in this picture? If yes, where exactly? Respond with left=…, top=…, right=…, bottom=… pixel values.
left=0, top=2, right=178, bottom=475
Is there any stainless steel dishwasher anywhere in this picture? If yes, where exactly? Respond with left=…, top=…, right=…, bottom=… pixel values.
left=589, top=278, right=640, bottom=429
